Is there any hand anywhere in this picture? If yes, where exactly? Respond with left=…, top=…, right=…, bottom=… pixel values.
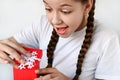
left=0, top=37, right=31, bottom=68
left=35, top=68, right=70, bottom=80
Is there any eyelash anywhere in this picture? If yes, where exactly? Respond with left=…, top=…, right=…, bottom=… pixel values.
left=61, top=11, right=71, bottom=14
left=45, top=8, right=52, bottom=12
left=45, top=8, right=72, bottom=14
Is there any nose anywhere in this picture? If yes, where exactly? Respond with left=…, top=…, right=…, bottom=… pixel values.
left=51, top=13, right=62, bottom=25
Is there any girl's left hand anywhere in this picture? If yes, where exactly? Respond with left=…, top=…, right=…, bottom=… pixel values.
left=34, top=68, right=70, bottom=80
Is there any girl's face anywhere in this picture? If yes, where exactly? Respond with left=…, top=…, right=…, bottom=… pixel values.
left=43, top=0, right=92, bottom=38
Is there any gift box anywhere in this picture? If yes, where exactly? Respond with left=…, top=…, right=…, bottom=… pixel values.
left=13, top=47, right=42, bottom=80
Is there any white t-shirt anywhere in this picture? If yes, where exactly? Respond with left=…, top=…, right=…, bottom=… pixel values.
left=13, top=15, right=120, bottom=80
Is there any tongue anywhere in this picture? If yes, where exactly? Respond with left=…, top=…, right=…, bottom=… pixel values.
left=57, top=27, right=67, bottom=34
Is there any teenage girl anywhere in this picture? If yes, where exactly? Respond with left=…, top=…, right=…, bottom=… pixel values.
left=0, top=0, right=120, bottom=80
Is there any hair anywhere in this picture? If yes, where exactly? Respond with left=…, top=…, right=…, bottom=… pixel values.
left=46, top=0, right=96, bottom=80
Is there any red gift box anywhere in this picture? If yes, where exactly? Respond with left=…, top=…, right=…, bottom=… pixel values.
left=13, top=47, right=42, bottom=80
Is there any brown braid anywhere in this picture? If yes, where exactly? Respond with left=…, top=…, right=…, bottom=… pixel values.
left=46, top=29, right=59, bottom=68
left=73, top=0, right=96, bottom=80
left=46, top=0, right=96, bottom=80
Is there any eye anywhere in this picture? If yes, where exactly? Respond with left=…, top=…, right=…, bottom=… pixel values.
left=61, top=10, right=71, bottom=14
left=45, top=8, right=52, bottom=12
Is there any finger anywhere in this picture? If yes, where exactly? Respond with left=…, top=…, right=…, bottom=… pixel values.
left=1, top=38, right=31, bottom=57
left=41, top=75, right=51, bottom=80
left=0, top=50, right=11, bottom=61
left=0, top=55, right=19, bottom=67
left=0, top=57, right=8, bottom=64
left=0, top=43, right=25, bottom=64
left=9, top=38, right=31, bottom=57
left=0, top=51, right=18, bottom=67
left=0, top=56, right=18, bottom=67
left=20, top=43, right=28, bottom=47
left=35, top=68, right=57, bottom=74
left=49, top=77, right=58, bottom=80
left=35, top=74, right=53, bottom=80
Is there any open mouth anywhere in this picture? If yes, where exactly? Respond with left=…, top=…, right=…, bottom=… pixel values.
left=55, top=26, right=68, bottom=35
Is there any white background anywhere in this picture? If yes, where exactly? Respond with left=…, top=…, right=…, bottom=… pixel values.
left=0, top=0, right=120, bottom=80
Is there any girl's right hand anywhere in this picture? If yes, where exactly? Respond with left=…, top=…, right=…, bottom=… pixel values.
left=0, top=37, right=31, bottom=68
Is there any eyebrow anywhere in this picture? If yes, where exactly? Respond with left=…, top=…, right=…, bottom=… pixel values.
left=43, top=0, right=72, bottom=7
left=60, top=4, right=72, bottom=7
left=43, top=0, right=47, bottom=4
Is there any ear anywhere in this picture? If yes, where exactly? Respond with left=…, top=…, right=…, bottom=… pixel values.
left=84, top=0, right=93, bottom=15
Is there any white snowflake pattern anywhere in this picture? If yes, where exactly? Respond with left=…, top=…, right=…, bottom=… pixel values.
left=18, top=64, right=26, bottom=69
left=27, top=57, right=35, bottom=63
left=31, top=56, right=41, bottom=61
left=32, top=51, right=37, bottom=56
left=18, top=51, right=41, bottom=70
left=26, top=62, right=34, bottom=69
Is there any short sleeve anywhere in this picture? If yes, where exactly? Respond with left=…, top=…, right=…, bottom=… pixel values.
left=13, top=15, right=48, bottom=48
left=95, top=33, right=120, bottom=80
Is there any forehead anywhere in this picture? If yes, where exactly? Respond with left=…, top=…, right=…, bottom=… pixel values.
left=43, top=0, right=80, bottom=5
left=43, top=0, right=82, bottom=7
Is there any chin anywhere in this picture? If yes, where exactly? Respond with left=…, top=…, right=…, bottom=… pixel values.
left=59, top=34, right=71, bottom=38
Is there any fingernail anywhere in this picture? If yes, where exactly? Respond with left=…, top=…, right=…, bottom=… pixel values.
left=35, top=70, right=38, bottom=73
left=34, top=78, right=38, bottom=80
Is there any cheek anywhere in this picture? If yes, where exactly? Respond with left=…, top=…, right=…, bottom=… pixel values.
left=46, top=12, right=53, bottom=23
left=67, top=16, right=83, bottom=29
left=64, top=12, right=84, bottom=27
left=46, top=14, right=51, bottom=22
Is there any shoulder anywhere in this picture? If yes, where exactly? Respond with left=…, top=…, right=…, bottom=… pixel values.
left=93, top=21, right=120, bottom=79
left=93, top=21, right=119, bottom=42
left=32, top=15, right=50, bottom=28
left=89, top=21, right=120, bottom=54
left=89, top=21, right=120, bottom=58
left=32, top=15, right=53, bottom=33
